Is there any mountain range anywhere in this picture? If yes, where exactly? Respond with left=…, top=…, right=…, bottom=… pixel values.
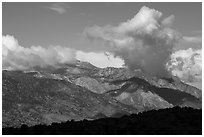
left=2, top=61, right=202, bottom=128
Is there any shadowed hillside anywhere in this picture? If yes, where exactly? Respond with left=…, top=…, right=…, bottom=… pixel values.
left=3, top=107, right=202, bottom=135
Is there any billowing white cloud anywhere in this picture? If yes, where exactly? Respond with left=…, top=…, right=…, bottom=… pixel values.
left=2, top=35, right=125, bottom=70
left=83, top=6, right=181, bottom=77
left=167, top=48, right=202, bottom=89
left=76, top=51, right=124, bottom=68
left=2, top=35, right=76, bottom=70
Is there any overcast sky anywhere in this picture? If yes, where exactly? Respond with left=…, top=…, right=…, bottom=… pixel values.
left=3, top=2, right=202, bottom=52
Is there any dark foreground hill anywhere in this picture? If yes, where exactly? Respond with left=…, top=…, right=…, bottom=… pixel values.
left=3, top=107, right=202, bottom=135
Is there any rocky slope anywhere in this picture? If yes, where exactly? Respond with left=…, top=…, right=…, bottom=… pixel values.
left=3, top=70, right=137, bottom=128
left=2, top=61, right=202, bottom=128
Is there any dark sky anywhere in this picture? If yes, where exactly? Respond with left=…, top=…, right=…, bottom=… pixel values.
left=3, top=2, right=202, bottom=52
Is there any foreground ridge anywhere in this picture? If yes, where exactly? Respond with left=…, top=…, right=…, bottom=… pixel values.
left=3, top=107, right=202, bottom=135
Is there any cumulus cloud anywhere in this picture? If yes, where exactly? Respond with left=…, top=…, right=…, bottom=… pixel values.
left=76, top=51, right=124, bottom=68
left=2, top=35, right=125, bottom=70
left=167, top=48, right=202, bottom=84
left=83, top=6, right=181, bottom=77
left=47, top=3, right=71, bottom=14
left=2, top=35, right=76, bottom=70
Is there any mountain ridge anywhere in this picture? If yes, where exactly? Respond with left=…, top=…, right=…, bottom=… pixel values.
left=2, top=61, right=202, bottom=128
